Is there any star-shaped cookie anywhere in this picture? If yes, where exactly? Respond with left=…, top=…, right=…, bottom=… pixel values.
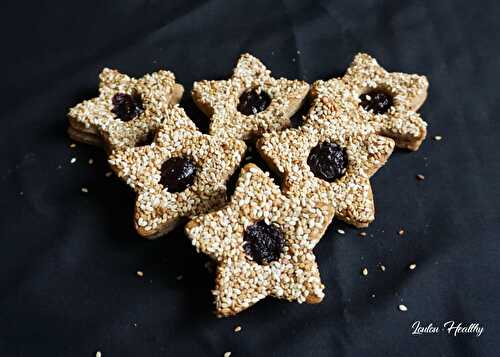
left=108, top=106, right=246, bottom=239
left=310, top=53, right=429, bottom=150
left=185, top=163, right=334, bottom=317
left=257, top=100, right=395, bottom=228
left=192, top=53, right=310, bottom=141
left=68, top=67, right=186, bottom=151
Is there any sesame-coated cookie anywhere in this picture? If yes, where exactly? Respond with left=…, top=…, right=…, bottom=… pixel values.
left=257, top=100, right=395, bottom=228
left=309, top=53, right=429, bottom=150
left=192, top=53, right=310, bottom=141
left=108, top=106, right=246, bottom=239
left=185, top=163, right=335, bottom=317
left=68, top=68, right=185, bottom=152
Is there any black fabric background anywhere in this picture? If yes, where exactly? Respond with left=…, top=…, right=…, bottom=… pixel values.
left=1, top=1, right=499, bottom=356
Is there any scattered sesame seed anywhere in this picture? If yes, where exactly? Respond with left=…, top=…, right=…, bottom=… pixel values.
left=96, top=352, right=102, bottom=357
left=224, top=352, right=232, bottom=357
left=362, top=268, right=368, bottom=276
left=297, top=50, right=301, bottom=54
left=371, top=294, right=376, bottom=298
left=19, top=191, right=24, bottom=196
left=137, top=271, right=144, bottom=277
left=81, top=187, right=88, bottom=193
left=234, top=325, right=242, bottom=332
left=416, top=174, right=425, bottom=181
left=88, top=158, right=94, bottom=165
left=398, top=229, right=405, bottom=236
left=359, top=232, right=367, bottom=237
left=337, top=229, right=345, bottom=235
left=409, top=263, right=417, bottom=270
left=70, top=157, right=76, bottom=164
left=105, top=171, right=113, bottom=178
left=434, top=135, right=442, bottom=141
left=69, top=143, right=76, bottom=148
left=379, top=265, right=386, bottom=272
left=176, top=275, right=183, bottom=281
left=399, top=304, right=408, bottom=312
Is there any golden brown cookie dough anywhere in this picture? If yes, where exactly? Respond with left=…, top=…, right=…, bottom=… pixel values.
left=68, top=68, right=185, bottom=152
left=309, top=53, right=428, bottom=150
left=108, top=106, right=246, bottom=239
left=257, top=99, right=394, bottom=228
left=185, top=163, right=335, bottom=317
left=192, top=53, right=310, bottom=141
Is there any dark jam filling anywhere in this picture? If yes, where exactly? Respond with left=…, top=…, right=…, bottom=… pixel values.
left=237, top=89, right=271, bottom=116
left=244, top=220, right=284, bottom=265
left=359, top=89, right=393, bottom=115
left=159, top=157, right=197, bottom=193
left=111, top=91, right=144, bottom=121
left=135, top=130, right=156, bottom=147
left=307, top=142, right=348, bottom=182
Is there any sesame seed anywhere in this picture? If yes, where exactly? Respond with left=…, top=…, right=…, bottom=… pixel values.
left=105, top=171, right=113, bottom=178
left=81, top=187, right=88, bottom=193
left=398, top=229, right=405, bottom=236
left=337, top=229, right=345, bottom=235
left=137, top=271, right=144, bottom=277
left=379, top=265, right=386, bottom=272
left=409, top=263, right=417, bottom=270
left=434, top=135, right=442, bottom=141
left=399, top=304, right=408, bottom=312
left=416, top=174, right=425, bottom=181
left=70, top=157, right=76, bottom=164
left=362, top=268, right=368, bottom=276
left=224, top=352, right=232, bottom=357
left=69, top=143, right=76, bottom=148
left=96, top=352, right=102, bottom=357
left=234, top=325, right=242, bottom=332
left=176, top=275, right=183, bottom=281
left=88, top=158, right=94, bottom=165
left=359, top=232, right=367, bottom=237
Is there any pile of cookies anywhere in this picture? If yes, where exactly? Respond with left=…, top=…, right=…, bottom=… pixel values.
left=68, top=53, right=428, bottom=317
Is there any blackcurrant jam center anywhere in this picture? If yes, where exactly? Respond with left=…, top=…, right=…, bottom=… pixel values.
left=359, top=89, right=393, bottom=115
left=159, top=157, right=197, bottom=193
left=307, top=141, right=348, bottom=182
left=244, top=220, right=284, bottom=265
left=111, top=90, right=144, bottom=121
left=237, top=88, right=271, bottom=116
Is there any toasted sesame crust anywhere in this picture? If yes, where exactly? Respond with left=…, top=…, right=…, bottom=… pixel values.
left=309, top=53, right=429, bottom=151
left=68, top=68, right=185, bottom=152
left=185, top=163, right=335, bottom=317
left=192, top=53, right=310, bottom=141
left=257, top=98, right=394, bottom=228
left=108, top=106, right=246, bottom=239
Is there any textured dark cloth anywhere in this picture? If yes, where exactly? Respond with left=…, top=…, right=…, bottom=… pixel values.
left=1, top=1, right=499, bottom=356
